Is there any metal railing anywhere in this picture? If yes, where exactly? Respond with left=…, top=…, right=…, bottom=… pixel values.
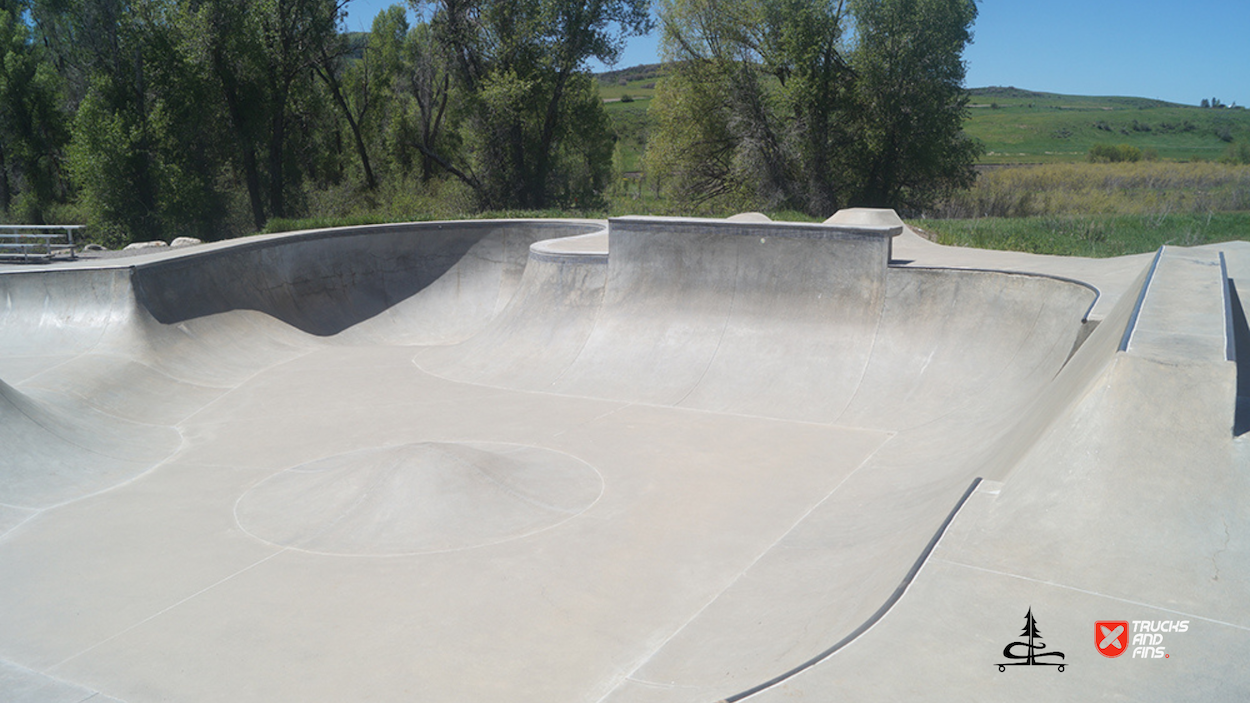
left=0, top=225, right=82, bottom=262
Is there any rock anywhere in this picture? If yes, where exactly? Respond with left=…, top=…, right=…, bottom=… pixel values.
left=82, top=244, right=106, bottom=251
left=727, top=212, right=772, bottom=223
left=123, top=240, right=168, bottom=250
left=171, top=237, right=203, bottom=248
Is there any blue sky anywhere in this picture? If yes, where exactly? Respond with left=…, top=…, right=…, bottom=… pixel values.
left=342, top=1, right=1249, bottom=107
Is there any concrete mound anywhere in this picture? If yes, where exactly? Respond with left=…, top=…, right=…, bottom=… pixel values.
left=235, top=442, right=602, bottom=556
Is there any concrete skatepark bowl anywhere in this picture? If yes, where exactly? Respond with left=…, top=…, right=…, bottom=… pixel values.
left=0, top=211, right=1247, bottom=701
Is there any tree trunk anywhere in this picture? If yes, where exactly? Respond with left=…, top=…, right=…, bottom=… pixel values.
left=213, top=49, right=267, bottom=229
left=531, top=70, right=570, bottom=208
left=240, top=146, right=266, bottom=229
left=315, top=64, right=376, bottom=190
left=0, top=144, right=10, bottom=214
left=268, top=109, right=286, bottom=219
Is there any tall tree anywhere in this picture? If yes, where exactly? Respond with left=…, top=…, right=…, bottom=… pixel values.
left=313, top=7, right=401, bottom=191
left=649, top=0, right=980, bottom=216
left=0, top=0, right=69, bottom=220
left=187, top=0, right=342, bottom=227
left=846, top=0, right=979, bottom=210
left=252, top=0, right=343, bottom=219
left=649, top=0, right=853, bottom=214
left=401, top=20, right=459, bottom=181
left=184, top=0, right=270, bottom=229
left=417, top=0, right=651, bottom=209
left=41, top=0, right=233, bottom=243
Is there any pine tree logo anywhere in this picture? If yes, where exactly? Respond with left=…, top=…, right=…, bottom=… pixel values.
left=997, top=607, right=1066, bottom=671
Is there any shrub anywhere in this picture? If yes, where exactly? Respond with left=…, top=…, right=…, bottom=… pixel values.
left=1087, top=144, right=1142, bottom=163
left=1222, top=142, right=1250, bottom=165
left=619, top=93, right=634, bottom=103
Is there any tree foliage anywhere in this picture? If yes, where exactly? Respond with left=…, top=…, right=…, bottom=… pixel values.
left=417, top=0, right=651, bottom=209
left=1, top=0, right=656, bottom=242
left=1, top=0, right=985, bottom=243
left=0, top=0, right=69, bottom=221
left=648, top=0, right=980, bottom=216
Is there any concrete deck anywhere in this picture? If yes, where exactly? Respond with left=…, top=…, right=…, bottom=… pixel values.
left=0, top=212, right=1246, bottom=701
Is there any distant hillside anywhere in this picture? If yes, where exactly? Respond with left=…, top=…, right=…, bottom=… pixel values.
left=596, top=63, right=666, bottom=103
left=968, top=86, right=1188, bottom=110
left=597, top=63, right=665, bottom=86
left=964, top=86, right=1248, bottom=163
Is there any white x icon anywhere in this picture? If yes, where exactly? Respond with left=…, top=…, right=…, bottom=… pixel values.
left=1100, top=625, right=1125, bottom=649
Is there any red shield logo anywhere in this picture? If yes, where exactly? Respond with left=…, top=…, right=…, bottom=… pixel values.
left=1096, top=621, right=1129, bottom=658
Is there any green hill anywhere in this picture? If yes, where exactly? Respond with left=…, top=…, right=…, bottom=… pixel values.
left=965, top=86, right=1249, bottom=163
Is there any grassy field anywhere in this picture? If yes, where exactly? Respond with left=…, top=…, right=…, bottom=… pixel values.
left=596, top=63, right=663, bottom=102
left=965, top=87, right=1250, bottom=164
left=605, top=98, right=652, bottom=173
left=934, top=161, right=1250, bottom=218
left=913, top=212, right=1250, bottom=258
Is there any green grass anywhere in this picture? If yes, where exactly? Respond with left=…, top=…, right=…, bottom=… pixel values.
left=964, top=88, right=1250, bottom=164
left=912, top=212, right=1250, bottom=258
left=935, top=162, right=1250, bottom=218
left=262, top=215, right=394, bottom=234
left=605, top=98, right=652, bottom=173
left=596, top=63, right=663, bottom=101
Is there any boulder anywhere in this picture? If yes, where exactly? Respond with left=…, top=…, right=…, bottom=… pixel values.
left=123, top=240, right=168, bottom=250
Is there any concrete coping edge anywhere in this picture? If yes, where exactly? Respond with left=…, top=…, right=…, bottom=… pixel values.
left=1118, top=246, right=1165, bottom=353
left=0, top=219, right=606, bottom=276
left=1220, top=251, right=1236, bottom=363
left=528, top=229, right=610, bottom=264
left=608, top=215, right=904, bottom=240
left=897, top=264, right=1101, bottom=324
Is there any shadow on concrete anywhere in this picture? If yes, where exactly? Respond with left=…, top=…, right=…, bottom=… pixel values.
left=131, top=227, right=485, bottom=336
left=1228, top=279, right=1250, bottom=435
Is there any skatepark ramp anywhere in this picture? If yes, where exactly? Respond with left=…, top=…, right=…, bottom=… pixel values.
left=741, top=243, right=1249, bottom=702
left=0, top=215, right=1244, bottom=702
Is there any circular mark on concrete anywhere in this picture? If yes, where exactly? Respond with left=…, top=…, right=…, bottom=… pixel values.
left=235, top=441, right=602, bottom=556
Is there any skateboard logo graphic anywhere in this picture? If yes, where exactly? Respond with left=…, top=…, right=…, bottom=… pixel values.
left=997, top=608, right=1066, bottom=672
left=1096, top=621, right=1129, bottom=658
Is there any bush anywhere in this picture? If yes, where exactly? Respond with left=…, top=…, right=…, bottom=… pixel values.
left=1222, top=142, right=1250, bottom=166
left=619, top=93, right=634, bottom=103
left=1087, top=144, right=1142, bottom=163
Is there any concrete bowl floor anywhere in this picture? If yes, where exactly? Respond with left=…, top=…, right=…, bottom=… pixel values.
left=0, top=213, right=1247, bottom=702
